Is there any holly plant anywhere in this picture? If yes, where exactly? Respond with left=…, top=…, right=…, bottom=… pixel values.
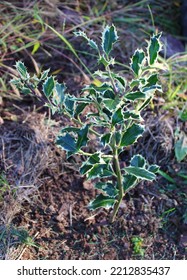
left=11, top=25, right=162, bottom=222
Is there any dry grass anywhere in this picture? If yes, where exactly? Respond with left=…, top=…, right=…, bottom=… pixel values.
left=0, top=109, right=55, bottom=259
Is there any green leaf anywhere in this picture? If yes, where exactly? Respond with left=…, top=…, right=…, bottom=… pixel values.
left=102, top=25, right=118, bottom=55
left=86, top=163, right=113, bottom=180
left=95, top=182, right=118, bottom=197
left=148, top=164, right=159, bottom=173
left=175, top=130, right=187, bottom=162
left=87, top=164, right=108, bottom=179
left=142, top=84, right=162, bottom=94
left=88, top=194, right=116, bottom=210
left=125, top=91, right=146, bottom=101
left=130, top=49, right=145, bottom=76
left=52, top=82, right=65, bottom=105
left=124, top=166, right=156, bottom=181
left=60, top=127, right=79, bottom=133
left=64, top=94, right=75, bottom=116
left=138, top=96, right=152, bottom=111
left=112, top=108, right=123, bottom=125
left=123, top=111, right=142, bottom=121
left=148, top=164, right=160, bottom=173
left=74, top=103, right=88, bottom=117
left=102, top=107, right=113, bottom=119
left=146, top=74, right=158, bottom=86
left=115, top=131, right=121, bottom=145
left=101, top=166, right=114, bottom=178
left=77, top=125, right=89, bottom=150
left=114, top=75, right=126, bottom=89
left=80, top=153, right=102, bottom=175
left=103, top=88, right=115, bottom=99
left=157, top=169, right=175, bottom=184
left=101, top=133, right=111, bottom=146
left=32, top=41, right=40, bottom=55
left=74, top=30, right=98, bottom=51
left=80, top=153, right=113, bottom=179
left=130, top=154, right=146, bottom=168
left=98, top=55, right=110, bottom=67
left=59, top=125, right=89, bottom=152
left=15, top=61, right=30, bottom=80
left=130, top=79, right=140, bottom=89
left=120, top=124, right=144, bottom=147
left=21, top=87, right=32, bottom=95
left=123, top=174, right=138, bottom=191
left=179, top=110, right=187, bottom=121
left=43, top=76, right=55, bottom=98
left=148, top=33, right=162, bottom=65
left=56, top=133, right=77, bottom=155
left=102, top=97, right=119, bottom=111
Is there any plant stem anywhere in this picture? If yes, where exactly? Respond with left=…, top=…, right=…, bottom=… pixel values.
left=110, top=142, right=124, bottom=223
left=106, top=64, right=118, bottom=95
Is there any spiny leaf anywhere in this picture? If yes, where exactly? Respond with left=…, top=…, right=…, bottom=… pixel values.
left=74, top=30, right=98, bottom=51
left=102, top=97, right=119, bottom=111
left=114, top=75, right=126, bottom=88
left=130, top=49, right=145, bottom=76
left=148, top=164, right=159, bottom=173
left=123, top=174, right=138, bottom=191
left=74, top=103, right=88, bottom=118
left=102, top=25, right=118, bottom=55
left=148, top=33, right=162, bottom=65
left=88, top=194, right=116, bottom=210
left=52, top=82, right=66, bottom=105
left=141, top=74, right=162, bottom=94
left=138, top=96, right=152, bottom=111
left=15, top=61, right=30, bottom=80
left=77, top=125, right=89, bottom=150
left=80, top=153, right=102, bottom=175
left=101, top=133, right=111, bottom=146
left=98, top=55, right=111, bottom=67
left=142, top=84, right=162, bottom=94
left=40, top=69, right=50, bottom=80
left=123, top=111, right=142, bottom=121
left=125, top=91, right=146, bottom=101
left=56, top=133, right=77, bottom=155
left=124, top=166, right=156, bottom=181
left=43, top=76, right=55, bottom=98
left=130, top=154, right=146, bottom=168
left=112, top=108, right=124, bottom=125
left=95, top=182, right=118, bottom=197
left=120, top=124, right=144, bottom=147
left=64, top=94, right=75, bottom=116
left=86, top=163, right=109, bottom=179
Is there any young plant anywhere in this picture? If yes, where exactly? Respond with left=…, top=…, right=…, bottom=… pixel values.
left=11, top=25, right=162, bottom=222
left=131, top=236, right=145, bottom=257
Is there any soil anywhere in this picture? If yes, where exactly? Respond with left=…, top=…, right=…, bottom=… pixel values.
left=0, top=100, right=186, bottom=260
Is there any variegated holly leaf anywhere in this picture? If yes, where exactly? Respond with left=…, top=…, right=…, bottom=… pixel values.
left=120, top=124, right=144, bottom=147
left=148, top=33, right=162, bottom=65
left=15, top=61, right=30, bottom=80
left=74, top=30, right=98, bottom=51
left=102, top=25, right=118, bottom=56
left=130, top=49, right=145, bottom=76
left=123, top=174, right=138, bottom=191
left=88, top=193, right=116, bottom=210
left=43, top=76, right=55, bottom=98
left=95, top=181, right=118, bottom=197
left=124, top=166, right=156, bottom=181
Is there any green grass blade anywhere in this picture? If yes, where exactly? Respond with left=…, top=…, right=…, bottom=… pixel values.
left=45, top=23, right=93, bottom=78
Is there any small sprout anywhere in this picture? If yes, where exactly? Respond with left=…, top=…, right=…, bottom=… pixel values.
left=11, top=25, right=162, bottom=222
